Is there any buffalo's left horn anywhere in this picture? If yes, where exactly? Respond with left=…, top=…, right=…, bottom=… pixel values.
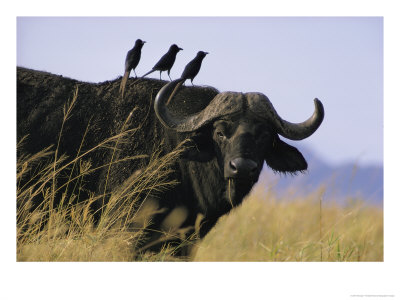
left=275, top=98, right=324, bottom=140
left=246, top=93, right=324, bottom=140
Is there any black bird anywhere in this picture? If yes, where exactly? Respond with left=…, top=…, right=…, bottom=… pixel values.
left=119, top=39, right=146, bottom=98
left=165, top=51, right=209, bottom=105
left=142, top=44, right=183, bottom=81
left=180, top=51, right=208, bottom=85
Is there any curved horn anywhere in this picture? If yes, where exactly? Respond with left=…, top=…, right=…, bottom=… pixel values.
left=154, top=79, right=184, bottom=130
left=155, top=80, right=244, bottom=132
left=155, top=82, right=324, bottom=138
left=247, top=93, right=324, bottom=140
left=275, top=98, right=324, bottom=140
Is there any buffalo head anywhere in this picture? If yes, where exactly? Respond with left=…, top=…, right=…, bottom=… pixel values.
left=155, top=79, right=324, bottom=207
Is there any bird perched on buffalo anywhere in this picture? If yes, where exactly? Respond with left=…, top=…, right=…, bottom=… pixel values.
left=166, top=51, right=209, bottom=105
left=119, top=39, right=146, bottom=98
left=181, top=51, right=208, bottom=86
left=142, top=44, right=183, bottom=81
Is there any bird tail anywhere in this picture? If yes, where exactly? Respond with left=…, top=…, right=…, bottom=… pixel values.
left=166, top=79, right=185, bottom=105
left=119, top=71, right=130, bottom=98
left=141, top=69, right=155, bottom=78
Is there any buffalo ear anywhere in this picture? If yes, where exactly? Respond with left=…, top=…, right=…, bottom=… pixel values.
left=181, top=133, right=214, bottom=162
left=264, top=136, right=307, bottom=173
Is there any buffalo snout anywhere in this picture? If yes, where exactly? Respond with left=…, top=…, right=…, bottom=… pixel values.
left=226, top=157, right=258, bottom=179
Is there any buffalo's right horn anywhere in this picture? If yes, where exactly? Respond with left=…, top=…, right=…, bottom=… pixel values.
left=154, top=79, right=183, bottom=130
left=154, top=80, right=244, bottom=132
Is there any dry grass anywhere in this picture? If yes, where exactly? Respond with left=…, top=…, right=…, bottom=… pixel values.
left=193, top=184, right=383, bottom=262
left=17, top=87, right=187, bottom=261
left=17, top=87, right=383, bottom=262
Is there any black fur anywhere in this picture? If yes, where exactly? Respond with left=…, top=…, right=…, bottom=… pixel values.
left=17, top=67, right=311, bottom=252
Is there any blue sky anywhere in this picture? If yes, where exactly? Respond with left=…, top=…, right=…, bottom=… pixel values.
left=17, top=17, right=383, bottom=167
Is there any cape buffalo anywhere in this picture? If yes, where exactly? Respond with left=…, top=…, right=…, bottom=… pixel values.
left=153, top=79, right=324, bottom=237
left=17, top=67, right=324, bottom=252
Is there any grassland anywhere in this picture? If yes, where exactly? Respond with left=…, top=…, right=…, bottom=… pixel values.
left=16, top=88, right=383, bottom=262
left=17, top=142, right=383, bottom=262
left=17, top=88, right=183, bottom=261
left=193, top=185, right=383, bottom=261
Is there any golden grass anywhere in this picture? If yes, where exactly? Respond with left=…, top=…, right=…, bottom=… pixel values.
left=17, top=87, right=383, bottom=262
left=193, top=185, right=383, bottom=262
left=17, top=87, right=186, bottom=261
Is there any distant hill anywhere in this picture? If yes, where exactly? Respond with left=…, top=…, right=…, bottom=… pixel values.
left=258, top=146, right=383, bottom=206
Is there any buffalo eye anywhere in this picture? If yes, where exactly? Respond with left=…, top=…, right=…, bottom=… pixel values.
left=213, top=120, right=230, bottom=139
left=216, top=131, right=225, bottom=139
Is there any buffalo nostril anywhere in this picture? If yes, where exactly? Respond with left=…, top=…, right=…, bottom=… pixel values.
left=229, top=160, right=238, bottom=173
left=227, top=158, right=258, bottom=178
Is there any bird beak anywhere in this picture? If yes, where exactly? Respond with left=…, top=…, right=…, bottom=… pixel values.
left=179, top=47, right=183, bottom=51
left=205, top=52, right=209, bottom=55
